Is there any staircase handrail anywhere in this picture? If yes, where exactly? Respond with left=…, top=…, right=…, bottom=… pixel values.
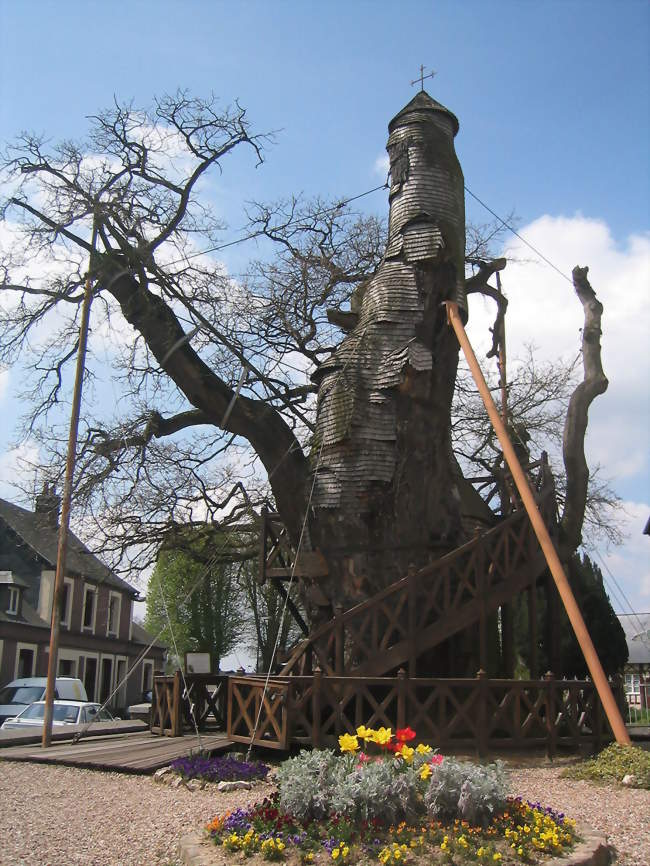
left=281, top=482, right=555, bottom=676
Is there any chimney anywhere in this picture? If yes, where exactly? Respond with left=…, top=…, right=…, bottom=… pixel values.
left=35, top=482, right=61, bottom=529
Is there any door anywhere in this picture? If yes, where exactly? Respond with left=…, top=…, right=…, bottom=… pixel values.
left=99, top=657, right=113, bottom=705
left=84, top=657, right=98, bottom=701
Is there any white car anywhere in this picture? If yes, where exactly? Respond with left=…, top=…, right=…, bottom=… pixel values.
left=0, top=700, right=116, bottom=731
left=127, top=691, right=152, bottom=723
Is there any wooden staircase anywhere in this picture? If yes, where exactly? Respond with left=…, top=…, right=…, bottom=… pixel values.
left=226, top=462, right=614, bottom=754
left=279, top=462, right=557, bottom=680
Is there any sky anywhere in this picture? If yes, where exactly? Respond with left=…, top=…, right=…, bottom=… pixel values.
left=0, top=0, right=648, bottom=640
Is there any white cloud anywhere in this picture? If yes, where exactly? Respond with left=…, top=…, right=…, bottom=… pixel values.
left=465, top=214, right=650, bottom=615
left=0, top=441, right=41, bottom=502
left=465, top=216, right=650, bottom=483
left=374, top=153, right=390, bottom=178
left=0, top=370, right=8, bottom=403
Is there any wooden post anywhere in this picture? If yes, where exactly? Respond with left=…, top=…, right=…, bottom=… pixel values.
left=172, top=669, right=182, bottom=737
left=479, top=605, right=488, bottom=673
left=476, top=669, right=489, bottom=758
left=446, top=301, right=630, bottom=745
left=544, top=671, right=557, bottom=760
left=502, top=603, right=514, bottom=678
left=334, top=604, right=344, bottom=674
left=528, top=583, right=539, bottom=678
left=407, top=566, right=417, bottom=677
left=546, top=572, right=561, bottom=675
left=42, top=217, right=98, bottom=748
left=397, top=668, right=407, bottom=730
left=312, top=668, right=322, bottom=748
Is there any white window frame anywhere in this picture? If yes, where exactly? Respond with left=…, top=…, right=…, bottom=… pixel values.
left=7, top=586, right=19, bottom=615
left=79, top=652, right=99, bottom=701
left=81, top=584, right=97, bottom=633
left=98, top=653, right=114, bottom=705
left=57, top=648, right=79, bottom=678
left=114, top=655, right=128, bottom=707
left=106, top=591, right=122, bottom=637
left=14, top=641, right=38, bottom=679
left=60, top=577, right=74, bottom=629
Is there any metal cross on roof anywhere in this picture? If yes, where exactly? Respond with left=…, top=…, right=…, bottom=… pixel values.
left=410, top=64, right=436, bottom=92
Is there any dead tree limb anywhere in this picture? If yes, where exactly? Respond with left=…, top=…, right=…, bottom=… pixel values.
left=560, top=265, right=608, bottom=555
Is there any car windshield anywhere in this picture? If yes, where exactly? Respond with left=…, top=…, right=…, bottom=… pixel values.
left=0, top=686, right=44, bottom=705
left=20, top=704, right=79, bottom=723
left=85, top=706, right=112, bottom=722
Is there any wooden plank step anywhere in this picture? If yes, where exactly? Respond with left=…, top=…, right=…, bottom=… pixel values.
left=0, top=730, right=233, bottom=773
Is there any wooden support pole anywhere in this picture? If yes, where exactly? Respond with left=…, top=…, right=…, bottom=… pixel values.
left=42, top=219, right=97, bottom=748
left=446, top=301, right=631, bottom=746
left=528, top=583, right=539, bottom=678
left=501, top=603, right=514, bottom=677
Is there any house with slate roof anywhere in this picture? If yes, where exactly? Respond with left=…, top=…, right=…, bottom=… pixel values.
left=0, top=485, right=166, bottom=714
left=617, top=612, right=650, bottom=710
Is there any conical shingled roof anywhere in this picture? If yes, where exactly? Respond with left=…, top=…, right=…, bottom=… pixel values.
left=388, top=90, right=459, bottom=136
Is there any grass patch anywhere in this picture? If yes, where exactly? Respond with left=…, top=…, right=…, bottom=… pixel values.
left=563, top=743, right=650, bottom=789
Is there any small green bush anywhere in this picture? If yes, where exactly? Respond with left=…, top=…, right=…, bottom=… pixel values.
left=424, top=758, right=509, bottom=826
left=566, top=743, right=650, bottom=789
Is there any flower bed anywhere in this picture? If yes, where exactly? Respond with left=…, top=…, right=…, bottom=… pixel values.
left=171, top=753, right=270, bottom=784
left=204, top=726, right=578, bottom=864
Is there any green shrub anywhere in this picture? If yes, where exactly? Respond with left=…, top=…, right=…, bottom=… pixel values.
left=424, top=758, right=509, bottom=826
left=566, top=743, right=650, bottom=789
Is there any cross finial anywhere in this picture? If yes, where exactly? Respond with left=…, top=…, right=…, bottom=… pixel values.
left=410, top=64, right=436, bottom=92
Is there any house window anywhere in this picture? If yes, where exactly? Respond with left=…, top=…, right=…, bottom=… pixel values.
left=7, top=586, right=19, bottom=615
left=625, top=673, right=641, bottom=696
left=107, top=592, right=121, bottom=637
left=59, top=658, right=75, bottom=677
left=60, top=579, right=73, bottom=628
left=82, top=585, right=97, bottom=632
left=15, top=643, right=37, bottom=678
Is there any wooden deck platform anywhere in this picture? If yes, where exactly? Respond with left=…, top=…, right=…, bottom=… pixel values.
left=0, top=728, right=233, bottom=773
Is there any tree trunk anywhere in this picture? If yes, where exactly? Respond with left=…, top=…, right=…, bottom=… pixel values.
left=306, top=92, right=468, bottom=618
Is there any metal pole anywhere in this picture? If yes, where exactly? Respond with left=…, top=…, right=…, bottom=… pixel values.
left=445, top=301, right=631, bottom=745
left=42, top=219, right=98, bottom=748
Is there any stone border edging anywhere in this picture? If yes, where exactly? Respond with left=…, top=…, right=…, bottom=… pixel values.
left=178, top=826, right=614, bottom=866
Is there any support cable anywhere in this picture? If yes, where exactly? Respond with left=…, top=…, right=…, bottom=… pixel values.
left=154, top=568, right=203, bottom=749
left=464, top=185, right=573, bottom=284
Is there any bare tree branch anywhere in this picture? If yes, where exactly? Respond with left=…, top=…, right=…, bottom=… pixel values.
left=560, top=265, right=609, bottom=554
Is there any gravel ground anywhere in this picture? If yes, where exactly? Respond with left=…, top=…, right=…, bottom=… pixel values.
left=0, top=759, right=648, bottom=866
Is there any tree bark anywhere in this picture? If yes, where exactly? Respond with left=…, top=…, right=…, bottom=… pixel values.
left=306, top=93, right=467, bottom=619
left=99, top=262, right=311, bottom=540
left=560, top=266, right=608, bottom=556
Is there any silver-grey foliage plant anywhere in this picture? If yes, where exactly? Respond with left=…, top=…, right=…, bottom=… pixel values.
left=276, top=750, right=339, bottom=821
left=277, top=749, right=422, bottom=823
left=424, top=758, right=509, bottom=826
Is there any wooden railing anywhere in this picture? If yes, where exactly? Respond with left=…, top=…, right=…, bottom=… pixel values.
left=228, top=676, right=290, bottom=750
left=227, top=671, right=610, bottom=756
left=281, top=483, right=556, bottom=679
left=151, top=672, right=229, bottom=737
